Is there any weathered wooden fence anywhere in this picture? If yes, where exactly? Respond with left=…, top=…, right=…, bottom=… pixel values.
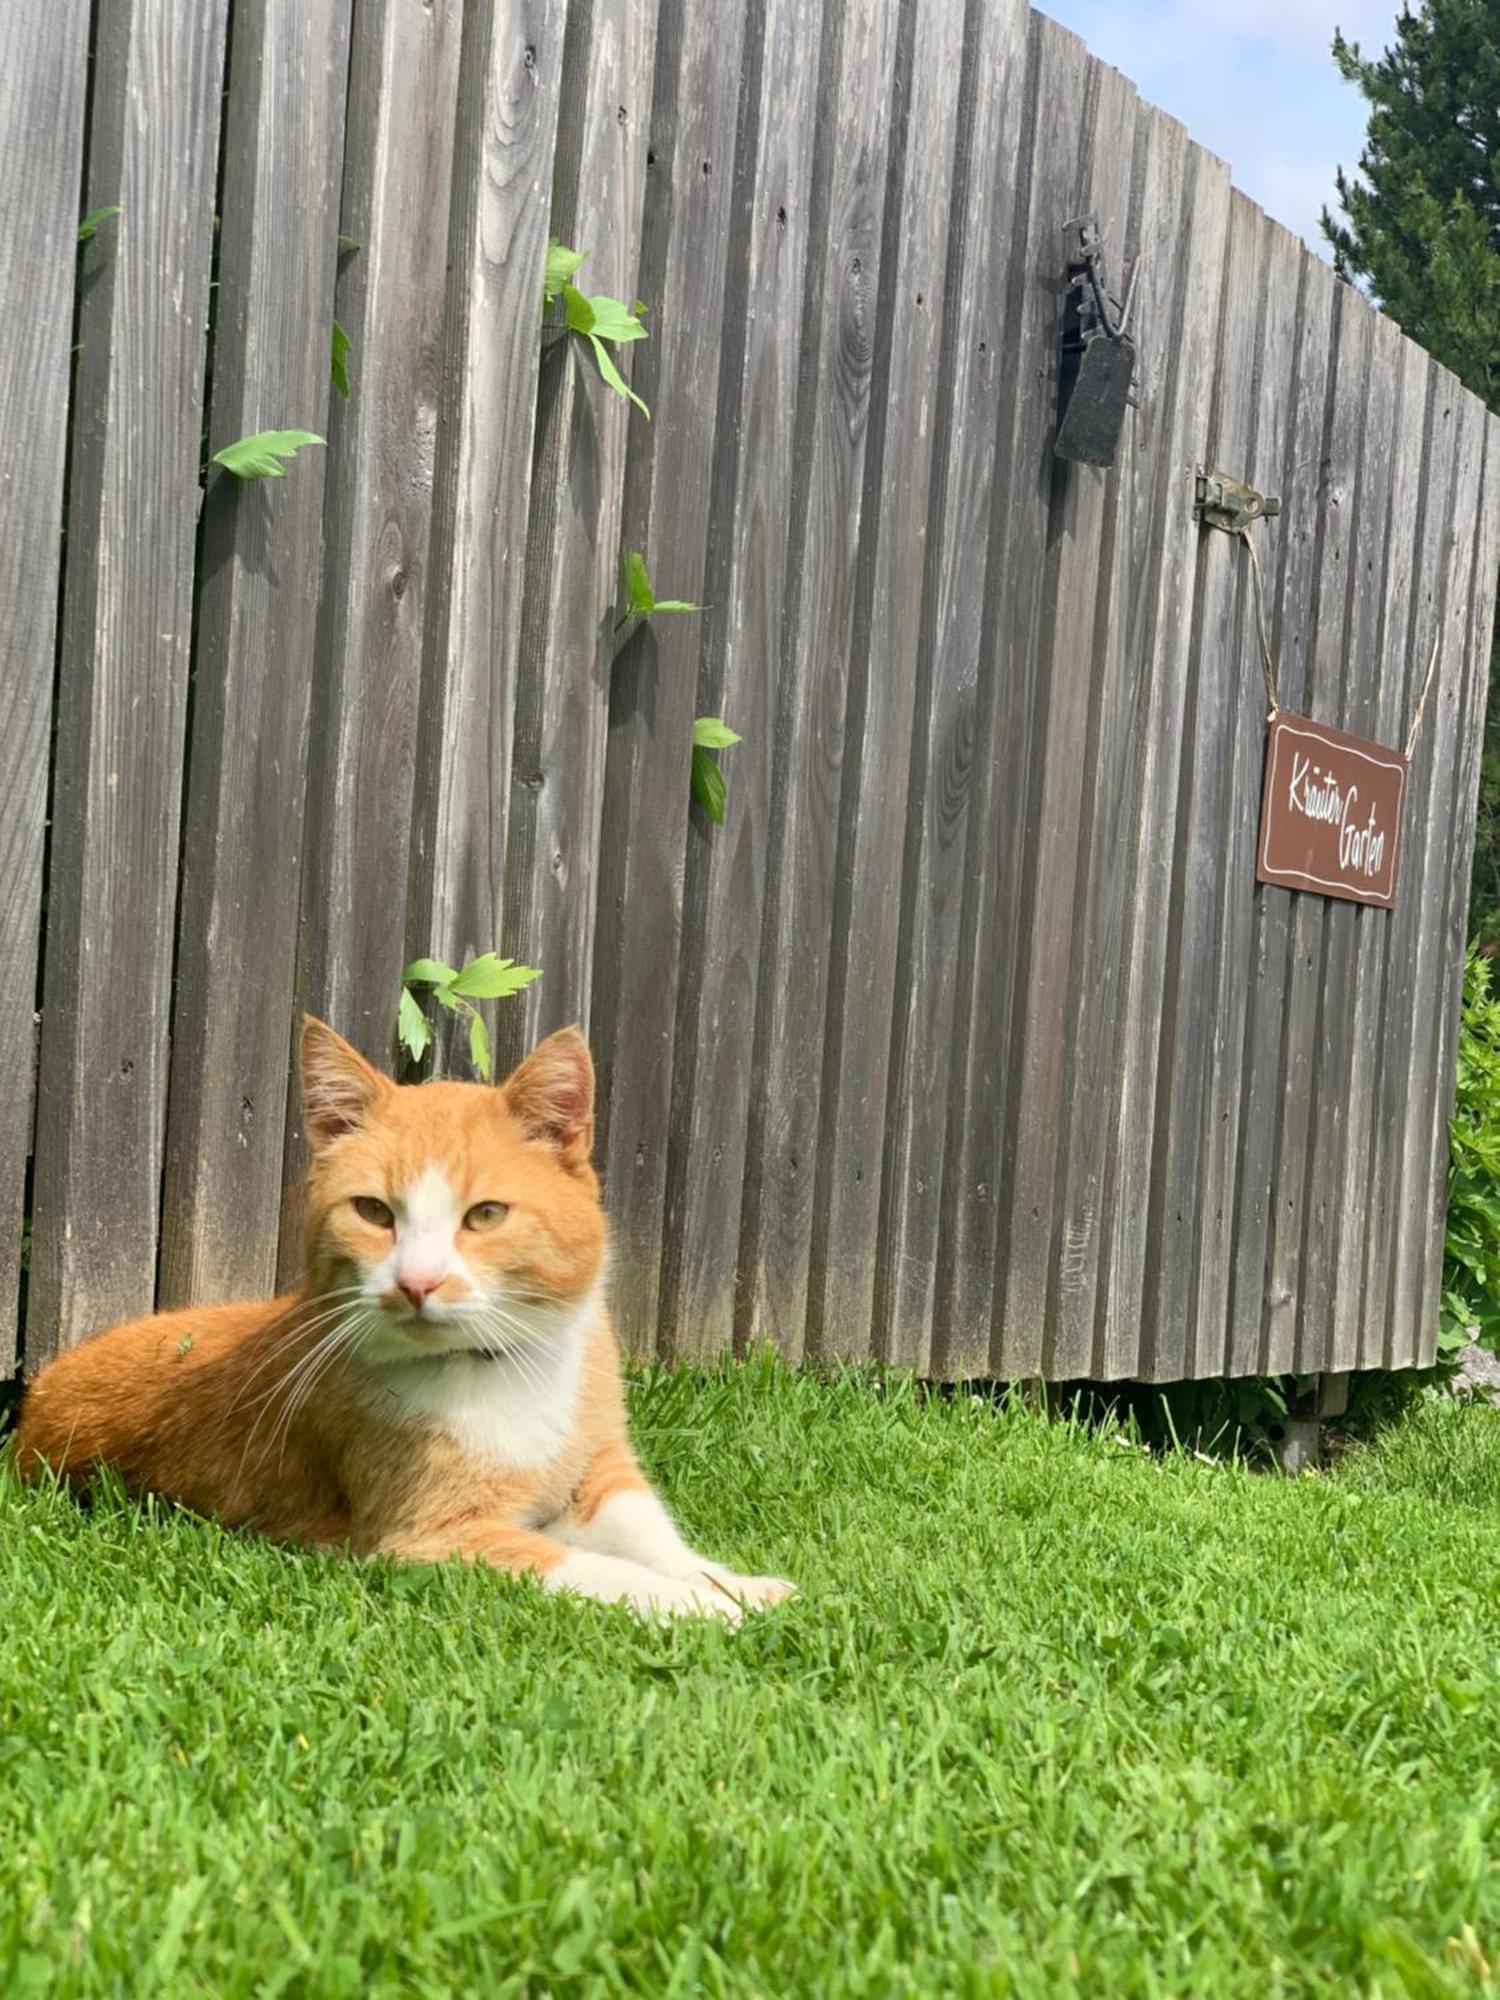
left=5, top=0, right=1498, bottom=1384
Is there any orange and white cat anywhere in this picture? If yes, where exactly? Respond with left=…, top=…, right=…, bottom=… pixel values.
left=15, top=1019, right=794, bottom=1621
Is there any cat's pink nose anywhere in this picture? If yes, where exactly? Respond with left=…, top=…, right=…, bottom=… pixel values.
left=398, top=1275, right=441, bottom=1311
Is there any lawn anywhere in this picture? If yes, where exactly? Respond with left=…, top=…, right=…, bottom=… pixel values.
left=5, top=1359, right=1500, bottom=1998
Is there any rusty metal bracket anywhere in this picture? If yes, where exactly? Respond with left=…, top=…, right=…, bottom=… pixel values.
left=1195, top=468, right=1281, bottom=534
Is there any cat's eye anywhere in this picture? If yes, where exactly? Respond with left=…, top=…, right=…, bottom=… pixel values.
left=464, top=1201, right=510, bottom=1232
left=351, top=1195, right=394, bottom=1228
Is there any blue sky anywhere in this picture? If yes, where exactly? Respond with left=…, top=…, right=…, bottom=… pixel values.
left=1038, top=0, right=1408, bottom=258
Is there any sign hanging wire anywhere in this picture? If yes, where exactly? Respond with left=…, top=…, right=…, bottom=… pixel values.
left=1238, top=523, right=1441, bottom=756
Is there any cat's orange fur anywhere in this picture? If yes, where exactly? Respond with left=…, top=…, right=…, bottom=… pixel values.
left=15, top=1020, right=794, bottom=1620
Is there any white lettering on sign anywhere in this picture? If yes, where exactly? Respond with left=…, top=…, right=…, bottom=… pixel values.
left=1284, top=755, right=1388, bottom=881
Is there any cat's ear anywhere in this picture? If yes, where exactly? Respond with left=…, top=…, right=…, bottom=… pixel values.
left=300, top=1017, right=390, bottom=1151
left=502, top=1027, right=594, bottom=1167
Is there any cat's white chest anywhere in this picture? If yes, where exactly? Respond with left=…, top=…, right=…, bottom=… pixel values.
left=379, top=1336, right=584, bottom=1470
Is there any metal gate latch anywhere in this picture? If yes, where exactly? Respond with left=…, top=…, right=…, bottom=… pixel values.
left=1055, top=215, right=1138, bottom=467
left=1195, top=469, right=1281, bottom=533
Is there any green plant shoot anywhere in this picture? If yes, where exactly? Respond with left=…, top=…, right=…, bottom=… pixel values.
left=211, top=430, right=325, bottom=481
left=543, top=238, right=651, bottom=417
left=77, top=205, right=122, bottom=245
left=398, top=953, right=543, bottom=1083
left=691, top=717, right=741, bottom=827
left=331, top=321, right=352, bottom=400
left=617, top=550, right=700, bottom=629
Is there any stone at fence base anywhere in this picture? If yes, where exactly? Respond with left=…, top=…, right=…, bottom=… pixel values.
left=1451, top=1344, right=1500, bottom=1406
left=1272, top=1416, right=1322, bottom=1476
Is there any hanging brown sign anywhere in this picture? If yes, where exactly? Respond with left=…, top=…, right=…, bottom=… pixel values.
left=1256, top=711, right=1408, bottom=909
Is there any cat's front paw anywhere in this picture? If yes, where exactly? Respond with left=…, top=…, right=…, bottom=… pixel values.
left=547, top=1551, right=743, bottom=1622
left=698, top=1568, right=798, bottom=1608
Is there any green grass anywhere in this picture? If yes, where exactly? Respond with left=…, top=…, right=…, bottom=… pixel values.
left=5, top=1360, right=1500, bottom=1997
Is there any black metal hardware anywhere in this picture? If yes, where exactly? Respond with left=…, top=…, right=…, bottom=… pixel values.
left=1055, top=215, right=1138, bottom=467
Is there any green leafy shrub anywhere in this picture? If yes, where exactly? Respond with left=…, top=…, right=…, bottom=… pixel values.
left=1441, top=945, right=1500, bottom=1355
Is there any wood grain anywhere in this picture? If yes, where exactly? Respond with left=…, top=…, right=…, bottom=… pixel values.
left=732, top=0, right=902, bottom=1365
left=276, top=0, right=465, bottom=1285
left=995, top=58, right=1139, bottom=1378
left=499, top=0, right=661, bottom=1078
left=656, top=0, right=831, bottom=1362
left=1046, top=104, right=1196, bottom=1378
left=159, top=0, right=352, bottom=1309
left=1225, top=249, right=1336, bottom=1377
left=404, top=0, right=567, bottom=1043
left=1186, top=214, right=1304, bottom=1377
left=1361, top=367, right=1457, bottom=1369
left=587, top=0, right=750, bottom=1359
left=1298, top=307, right=1401, bottom=1374
left=930, top=10, right=1068, bottom=1379
left=0, top=0, right=89, bottom=1369
left=875, top=0, right=1029, bottom=1372
left=29, top=0, right=229, bottom=1363
left=1261, top=287, right=1371, bottom=1375
left=808, top=0, right=971, bottom=1362
left=1100, top=185, right=1264, bottom=1381
left=1335, top=334, right=1432, bottom=1369
left=1081, top=130, right=1231, bottom=1382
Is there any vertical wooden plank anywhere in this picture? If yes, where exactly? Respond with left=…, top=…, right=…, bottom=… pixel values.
left=874, top=0, right=1029, bottom=1371
left=655, top=0, right=831, bottom=1362
left=1093, top=188, right=1265, bottom=1381
left=0, top=0, right=89, bottom=1368
left=158, top=0, right=352, bottom=1308
left=1360, top=370, right=1457, bottom=1368
left=1333, top=333, right=1431, bottom=1370
left=276, top=0, right=465, bottom=1285
left=807, top=0, right=972, bottom=1363
left=404, top=0, right=567, bottom=1020
left=499, top=0, right=661, bottom=1073
left=1259, top=289, right=1372, bottom=1375
left=1225, top=249, right=1336, bottom=1378
left=1299, top=309, right=1405, bottom=1374
left=928, top=12, right=1067, bottom=1379
left=1186, top=217, right=1309, bottom=1377
left=587, top=0, right=750, bottom=1358
left=29, top=0, right=228, bottom=1363
left=1056, top=134, right=1230, bottom=1383
left=294, top=0, right=464, bottom=1061
left=1386, top=389, right=1490, bottom=1363
left=1046, top=109, right=1201, bottom=1378
left=993, top=59, right=1140, bottom=1379
left=1414, top=413, right=1500, bottom=1360
left=733, top=0, right=905, bottom=1365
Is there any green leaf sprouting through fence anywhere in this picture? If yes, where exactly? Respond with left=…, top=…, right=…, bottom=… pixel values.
left=691, top=717, right=742, bottom=826
left=398, top=953, right=544, bottom=1082
left=211, top=429, right=325, bottom=481
left=543, top=238, right=586, bottom=306
left=543, top=238, right=652, bottom=416
left=618, top=550, right=701, bottom=627
left=77, top=204, right=121, bottom=244
left=331, top=320, right=352, bottom=400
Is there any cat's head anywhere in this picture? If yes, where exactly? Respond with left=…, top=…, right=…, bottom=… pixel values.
left=299, top=1017, right=607, bottom=1358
